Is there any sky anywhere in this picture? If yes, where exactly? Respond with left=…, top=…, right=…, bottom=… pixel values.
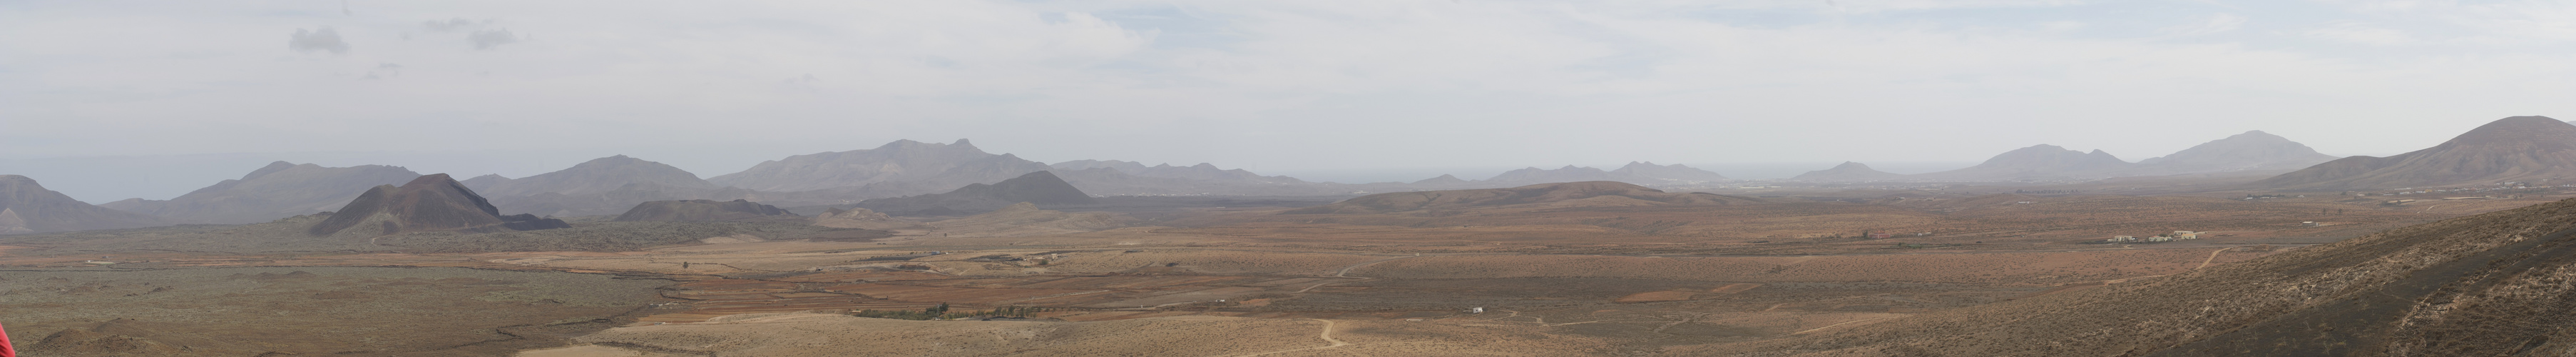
left=6, top=0, right=2576, bottom=202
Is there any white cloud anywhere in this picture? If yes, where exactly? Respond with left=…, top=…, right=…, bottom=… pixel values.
left=466, top=29, right=518, bottom=49
left=287, top=26, right=349, bottom=54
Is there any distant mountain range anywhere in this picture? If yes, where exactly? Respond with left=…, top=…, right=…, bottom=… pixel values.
left=1284, top=181, right=1762, bottom=215
left=1820, top=129, right=2344, bottom=183
left=462, top=155, right=761, bottom=217
left=0, top=175, right=164, bottom=234
left=29, top=119, right=2576, bottom=232
left=1907, top=144, right=2136, bottom=181
left=1486, top=162, right=1729, bottom=185
left=2135, top=131, right=2341, bottom=173
left=1792, top=162, right=1903, bottom=182
left=101, top=161, right=421, bottom=224
left=710, top=139, right=1046, bottom=193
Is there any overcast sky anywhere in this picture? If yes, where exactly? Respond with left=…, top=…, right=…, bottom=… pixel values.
left=6, top=0, right=2576, bottom=201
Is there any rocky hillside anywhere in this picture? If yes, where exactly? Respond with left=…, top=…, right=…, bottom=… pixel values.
left=2254, top=116, right=2576, bottom=190
left=102, top=161, right=421, bottom=224
left=1704, top=196, right=2576, bottom=356
left=0, top=175, right=165, bottom=234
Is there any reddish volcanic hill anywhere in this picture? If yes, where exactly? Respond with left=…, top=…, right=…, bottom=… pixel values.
left=2254, top=116, right=2576, bottom=190
left=308, top=174, right=568, bottom=236
left=1283, top=181, right=1763, bottom=214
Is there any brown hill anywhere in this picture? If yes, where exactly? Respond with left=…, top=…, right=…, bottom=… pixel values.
left=613, top=199, right=797, bottom=222
left=2254, top=116, right=2576, bottom=190
left=0, top=175, right=165, bottom=234
left=854, top=171, right=1097, bottom=215
left=2132, top=130, right=2341, bottom=174
left=307, top=174, right=568, bottom=237
left=101, top=161, right=421, bottom=223
left=1283, top=181, right=1763, bottom=214
left=464, top=155, right=762, bottom=217
left=708, top=139, right=1049, bottom=193
left=1411, top=174, right=1471, bottom=185
left=1911, top=144, right=2132, bottom=181
left=1705, top=196, right=2576, bottom=356
left=465, top=155, right=717, bottom=197
left=1792, top=161, right=1905, bottom=182
left=1611, top=161, right=1731, bottom=182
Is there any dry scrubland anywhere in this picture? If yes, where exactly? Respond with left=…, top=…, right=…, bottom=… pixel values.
left=0, top=266, right=668, bottom=356
left=0, top=185, right=2559, bottom=356
left=1354, top=248, right=2276, bottom=286
left=550, top=313, right=1615, bottom=356
left=1687, top=198, right=2576, bottom=356
left=1171, top=193, right=2453, bottom=248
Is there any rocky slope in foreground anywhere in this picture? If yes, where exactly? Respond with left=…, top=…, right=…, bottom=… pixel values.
left=1700, top=196, right=2576, bottom=356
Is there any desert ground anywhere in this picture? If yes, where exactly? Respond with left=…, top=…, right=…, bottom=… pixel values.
left=2, top=182, right=2565, bottom=356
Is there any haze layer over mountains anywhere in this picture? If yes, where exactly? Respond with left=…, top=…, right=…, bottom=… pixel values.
left=6, top=116, right=2575, bottom=234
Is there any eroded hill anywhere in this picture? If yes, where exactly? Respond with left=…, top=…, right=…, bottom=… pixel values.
left=1697, top=196, right=2576, bottom=356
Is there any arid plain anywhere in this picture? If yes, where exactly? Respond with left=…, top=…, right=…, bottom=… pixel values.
left=0, top=178, right=2532, bottom=356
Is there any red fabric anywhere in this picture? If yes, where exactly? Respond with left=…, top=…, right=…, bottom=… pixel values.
left=1, top=321, right=16, bottom=357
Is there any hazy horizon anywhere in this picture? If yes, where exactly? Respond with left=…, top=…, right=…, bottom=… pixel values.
left=9, top=1, right=2574, bottom=186
left=0, top=144, right=2000, bottom=203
